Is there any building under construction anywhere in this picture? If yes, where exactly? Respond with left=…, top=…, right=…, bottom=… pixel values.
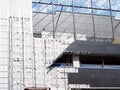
left=0, top=0, right=120, bottom=90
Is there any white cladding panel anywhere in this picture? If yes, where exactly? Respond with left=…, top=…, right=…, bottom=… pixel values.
left=0, top=0, right=32, bottom=18
left=0, top=0, right=33, bottom=90
left=0, top=9, right=9, bottom=90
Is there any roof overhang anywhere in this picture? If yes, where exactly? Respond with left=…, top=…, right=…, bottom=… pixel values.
left=48, top=40, right=120, bottom=69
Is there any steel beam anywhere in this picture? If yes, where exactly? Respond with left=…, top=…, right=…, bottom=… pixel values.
left=32, top=1, right=120, bottom=12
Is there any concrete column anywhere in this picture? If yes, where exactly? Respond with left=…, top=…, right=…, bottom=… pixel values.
left=73, top=55, right=80, bottom=68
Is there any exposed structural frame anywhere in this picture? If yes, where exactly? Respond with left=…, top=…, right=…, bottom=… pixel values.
left=32, top=1, right=120, bottom=12
left=32, top=0, right=120, bottom=41
left=72, top=0, right=76, bottom=40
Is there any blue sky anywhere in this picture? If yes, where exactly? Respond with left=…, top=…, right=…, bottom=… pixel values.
left=32, top=0, right=120, bottom=18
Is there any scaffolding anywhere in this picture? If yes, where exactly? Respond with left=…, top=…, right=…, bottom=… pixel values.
left=0, top=16, right=34, bottom=90
left=8, top=17, right=34, bottom=90
left=32, top=0, right=120, bottom=41
left=0, top=0, right=120, bottom=90
left=32, top=0, right=120, bottom=90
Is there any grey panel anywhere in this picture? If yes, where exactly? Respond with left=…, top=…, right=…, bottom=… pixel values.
left=33, top=12, right=120, bottom=39
left=33, top=33, right=42, bottom=38
left=68, top=68, right=120, bottom=87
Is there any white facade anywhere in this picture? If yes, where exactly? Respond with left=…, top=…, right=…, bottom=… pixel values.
left=0, top=0, right=33, bottom=90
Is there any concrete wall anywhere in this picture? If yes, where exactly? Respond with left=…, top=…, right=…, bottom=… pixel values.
left=34, top=38, right=72, bottom=90
left=34, top=37, right=86, bottom=90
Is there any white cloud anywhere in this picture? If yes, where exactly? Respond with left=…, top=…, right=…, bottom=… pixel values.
left=95, top=0, right=108, bottom=7
left=111, top=0, right=120, bottom=10
left=40, top=5, right=47, bottom=12
left=33, top=6, right=38, bottom=11
left=84, top=0, right=91, bottom=7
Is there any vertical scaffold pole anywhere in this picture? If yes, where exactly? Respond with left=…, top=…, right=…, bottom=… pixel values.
left=72, top=0, right=77, bottom=40
left=52, top=0, right=55, bottom=39
left=21, top=17, right=25, bottom=89
left=109, top=0, right=114, bottom=41
left=33, top=38, right=36, bottom=87
left=8, top=17, right=11, bottom=90
left=91, top=0, right=96, bottom=40
left=44, top=39, right=46, bottom=86
left=9, top=16, right=13, bottom=90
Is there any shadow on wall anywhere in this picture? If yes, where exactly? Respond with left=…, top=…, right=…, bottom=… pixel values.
left=24, top=87, right=50, bottom=90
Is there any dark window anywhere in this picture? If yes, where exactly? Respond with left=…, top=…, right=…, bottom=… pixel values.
left=80, top=55, right=120, bottom=65
left=33, top=33, right=42, bottom=38
left=79, top=55, right=120, bottom=69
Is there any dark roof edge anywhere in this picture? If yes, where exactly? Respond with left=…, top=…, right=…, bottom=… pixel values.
left=65, top=50, right=120, bottom=57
